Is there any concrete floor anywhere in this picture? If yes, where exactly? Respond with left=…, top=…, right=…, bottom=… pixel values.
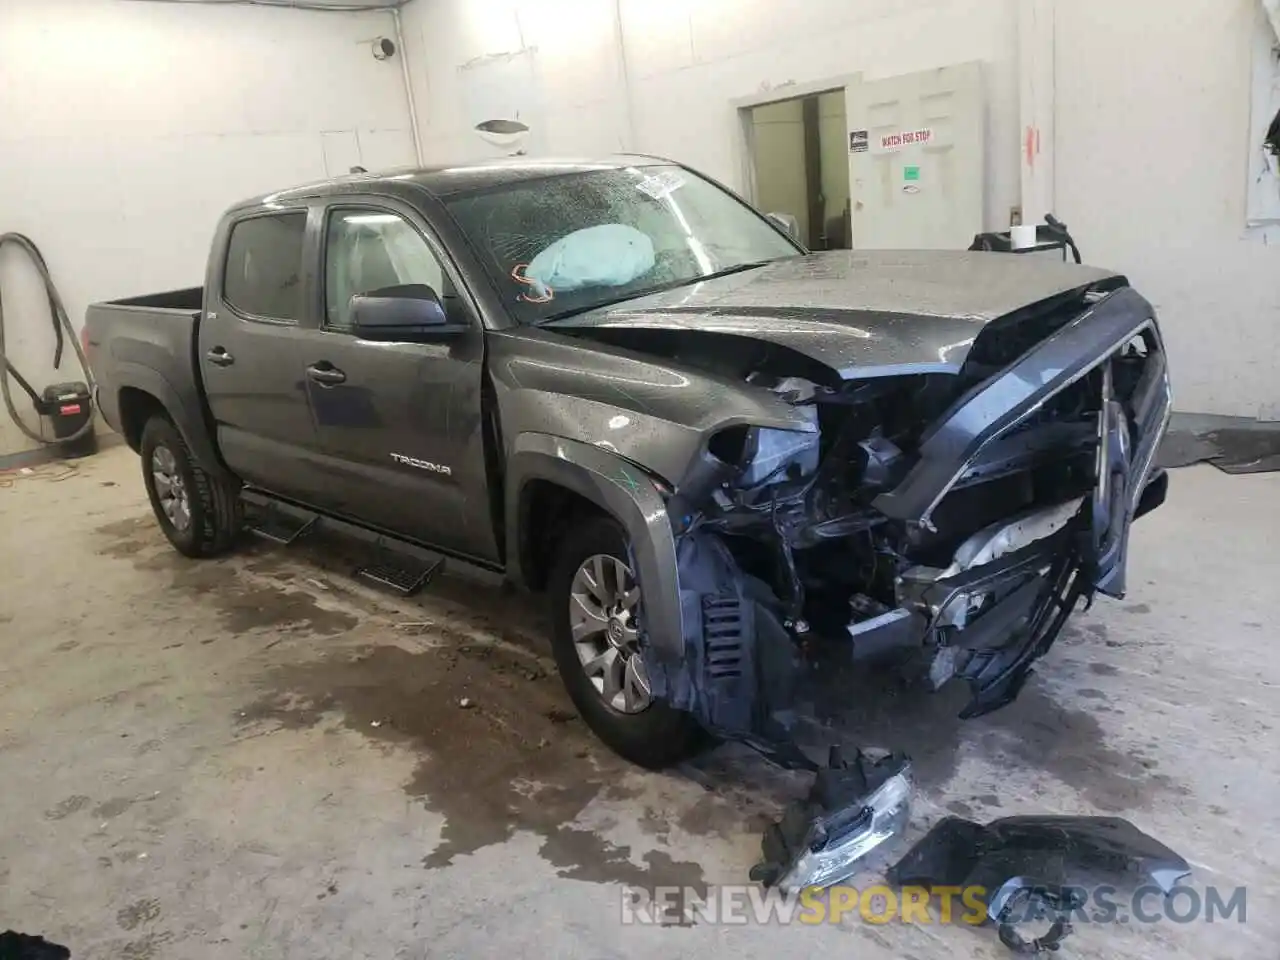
left=1, top=446, right=1276, bottom=959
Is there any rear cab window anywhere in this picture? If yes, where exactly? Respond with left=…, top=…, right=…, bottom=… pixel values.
left=223, top=213, right=307, bottom=322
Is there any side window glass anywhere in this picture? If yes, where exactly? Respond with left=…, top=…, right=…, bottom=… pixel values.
left=324, top=209, right=450, bottom=332
left=223, top=213, right=307, bottom=322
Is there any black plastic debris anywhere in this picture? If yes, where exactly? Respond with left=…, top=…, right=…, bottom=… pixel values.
left=887, top=815, right=1191, bottom=955
left=993, top=885, right=1079, bottom=955
left=0, top=931, right=70, bottom=960
left=1156, top=414, right=1280, bottom=475
left=751, top=746, right=911, bottom=891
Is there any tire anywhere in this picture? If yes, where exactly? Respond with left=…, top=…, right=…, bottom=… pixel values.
left=548, top=516, right=705, bottom=768
left=140, top=415, right=242, bottom=558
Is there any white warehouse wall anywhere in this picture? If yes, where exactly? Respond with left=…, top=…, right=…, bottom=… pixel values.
left=0, top=0, right=417, bottom=456
left=1054, top=0, right=1280, bottom=418
left=401, top=0, right=1279, bottom=418
left=398, top=0, right=1022, bottom=231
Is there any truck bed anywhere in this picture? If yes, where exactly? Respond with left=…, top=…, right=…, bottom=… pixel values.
left=84, top=287, right=215, bottom=466
left=101, top=287, right=204, bottom=312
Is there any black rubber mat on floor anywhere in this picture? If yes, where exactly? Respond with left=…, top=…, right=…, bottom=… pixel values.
left=1156, top=417, right=1280, bottom=475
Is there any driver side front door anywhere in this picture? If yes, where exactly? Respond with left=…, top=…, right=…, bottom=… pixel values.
left=291, top=201, right=499, bottom=564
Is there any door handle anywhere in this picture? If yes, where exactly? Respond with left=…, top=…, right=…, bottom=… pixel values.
left=306, top=363, right=347, bottom=386
left=205, top=347, right=234, bottom=367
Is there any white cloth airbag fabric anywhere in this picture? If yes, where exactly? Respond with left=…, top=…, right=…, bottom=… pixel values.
left=525, top=224, right=655, bottom=299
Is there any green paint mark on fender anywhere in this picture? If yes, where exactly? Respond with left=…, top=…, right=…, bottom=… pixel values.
left=613, top=468, right=641, bottom=495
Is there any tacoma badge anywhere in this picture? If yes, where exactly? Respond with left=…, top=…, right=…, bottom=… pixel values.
left=390, top=453, right=452, bottom=476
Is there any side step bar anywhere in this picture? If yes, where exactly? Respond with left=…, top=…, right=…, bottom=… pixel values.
left=240, top=489, right=466, bottom=598
left=246, top=503, right=318, bottom=545
left=355, top=548, right=444, bottom=597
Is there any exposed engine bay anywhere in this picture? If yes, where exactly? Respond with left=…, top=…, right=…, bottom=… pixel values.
left=559, top=281, right=1173, bottom=765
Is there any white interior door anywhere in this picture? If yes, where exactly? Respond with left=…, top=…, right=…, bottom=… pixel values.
left=846, top=62, right=985, bottom=249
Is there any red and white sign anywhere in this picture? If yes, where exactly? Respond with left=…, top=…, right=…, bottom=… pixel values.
left=877, top=127, right=934, bottom=152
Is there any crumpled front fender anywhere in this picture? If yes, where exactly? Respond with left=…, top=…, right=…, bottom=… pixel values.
left=505, top=433, right=686, bottom=664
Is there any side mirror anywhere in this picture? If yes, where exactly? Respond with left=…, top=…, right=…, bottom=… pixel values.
left=350, top=284, right=461, bottom=340
left=766, top=212, right=800, bottom=241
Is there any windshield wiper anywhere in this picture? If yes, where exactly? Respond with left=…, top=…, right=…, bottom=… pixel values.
left=539, top=260, right=774, bottom=324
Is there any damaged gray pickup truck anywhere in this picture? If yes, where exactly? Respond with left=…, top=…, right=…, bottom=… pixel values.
left=86, top=156, right=1172, bottom=776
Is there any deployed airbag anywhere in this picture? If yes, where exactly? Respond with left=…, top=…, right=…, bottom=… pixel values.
left=525, top=224, right=655, bottom=300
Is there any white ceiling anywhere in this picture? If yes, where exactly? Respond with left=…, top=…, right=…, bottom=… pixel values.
left=275, top=0, right=407, bottom=6
left=151, top=0, right=407, bottom=9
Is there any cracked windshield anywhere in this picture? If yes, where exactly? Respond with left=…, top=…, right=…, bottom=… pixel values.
left=444, top=164, right=800, bottom=323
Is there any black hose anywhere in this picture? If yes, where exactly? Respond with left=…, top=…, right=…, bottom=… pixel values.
left=1043, top=214, right=1082, bottom=264
left=0, top=233, right=94, bottom=444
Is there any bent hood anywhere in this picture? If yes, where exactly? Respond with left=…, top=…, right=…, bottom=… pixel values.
left=545, top=250, right=1120, bottom=378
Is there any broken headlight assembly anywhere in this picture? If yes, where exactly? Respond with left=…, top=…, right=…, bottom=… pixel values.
left=738, top=425, right=821, bottom=486
left=701, top=418, right=821, bottom=495
left=753, top=748, right=913, bottom=892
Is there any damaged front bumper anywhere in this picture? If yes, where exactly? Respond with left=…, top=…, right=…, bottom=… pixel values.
left=894, top=512, right=1086, bottom=718
left=854, top=478, right=1169, bottom=721
left=884, top=472, right=1169, bottom=718
left=858, top=290, right=1173, bottom=717
left=649, top=286, right=1171, bottom=751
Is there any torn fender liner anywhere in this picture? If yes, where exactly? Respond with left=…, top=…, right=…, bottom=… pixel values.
left=751, top=747, right=912, bottom=891
left=887, top=816, right=1191, bottom=953
left=650, top=533, right=802, bottom=755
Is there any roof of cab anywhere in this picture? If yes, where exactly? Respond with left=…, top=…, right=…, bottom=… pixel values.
left=227, top=155, right=673, bottom=212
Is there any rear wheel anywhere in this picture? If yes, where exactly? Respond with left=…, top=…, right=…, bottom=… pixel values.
left=140, top=415, right=242, bottom=558
left=548, top=517, right=705, bottom=768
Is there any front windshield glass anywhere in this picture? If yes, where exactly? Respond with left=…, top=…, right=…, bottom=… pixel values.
left=442, top=164, right=801, bottom=324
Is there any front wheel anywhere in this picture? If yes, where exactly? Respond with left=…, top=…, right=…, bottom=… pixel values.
left=140, top=415, right=242, bottom=558
left=548, top=517, right=705, bottom=768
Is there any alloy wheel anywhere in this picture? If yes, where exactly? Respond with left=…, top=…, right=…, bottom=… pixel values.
left=568, top=553, right=652, bottom=713
left=151, top=445, right=192, bottom=533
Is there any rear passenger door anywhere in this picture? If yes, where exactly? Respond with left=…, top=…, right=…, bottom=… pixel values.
left=295, top=201, right=499, bottom=563
left=199, top=209, right=326, bottom=503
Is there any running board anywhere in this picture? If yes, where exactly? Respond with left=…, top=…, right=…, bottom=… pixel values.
left=354, top=550, right=445, bottom=596
left=238, top=488, right=497, bottom=597
left=246, top=505, right=318, bottom=545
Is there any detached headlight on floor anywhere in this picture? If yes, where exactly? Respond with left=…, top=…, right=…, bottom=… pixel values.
left=752, top=748, right=913, bottom=892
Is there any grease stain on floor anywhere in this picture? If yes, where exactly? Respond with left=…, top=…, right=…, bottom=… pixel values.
left=96, top=518, right=358, bottom=637
left=238, top=643, right=707, bottom=891
left=89, top=509, right=1191, bottom=894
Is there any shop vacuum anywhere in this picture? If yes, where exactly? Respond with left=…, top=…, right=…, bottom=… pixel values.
left=0, top=232, right=96, bottom=459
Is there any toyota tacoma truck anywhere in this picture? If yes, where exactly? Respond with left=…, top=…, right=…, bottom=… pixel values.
left=85, top=156, right=1172, bottom=772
